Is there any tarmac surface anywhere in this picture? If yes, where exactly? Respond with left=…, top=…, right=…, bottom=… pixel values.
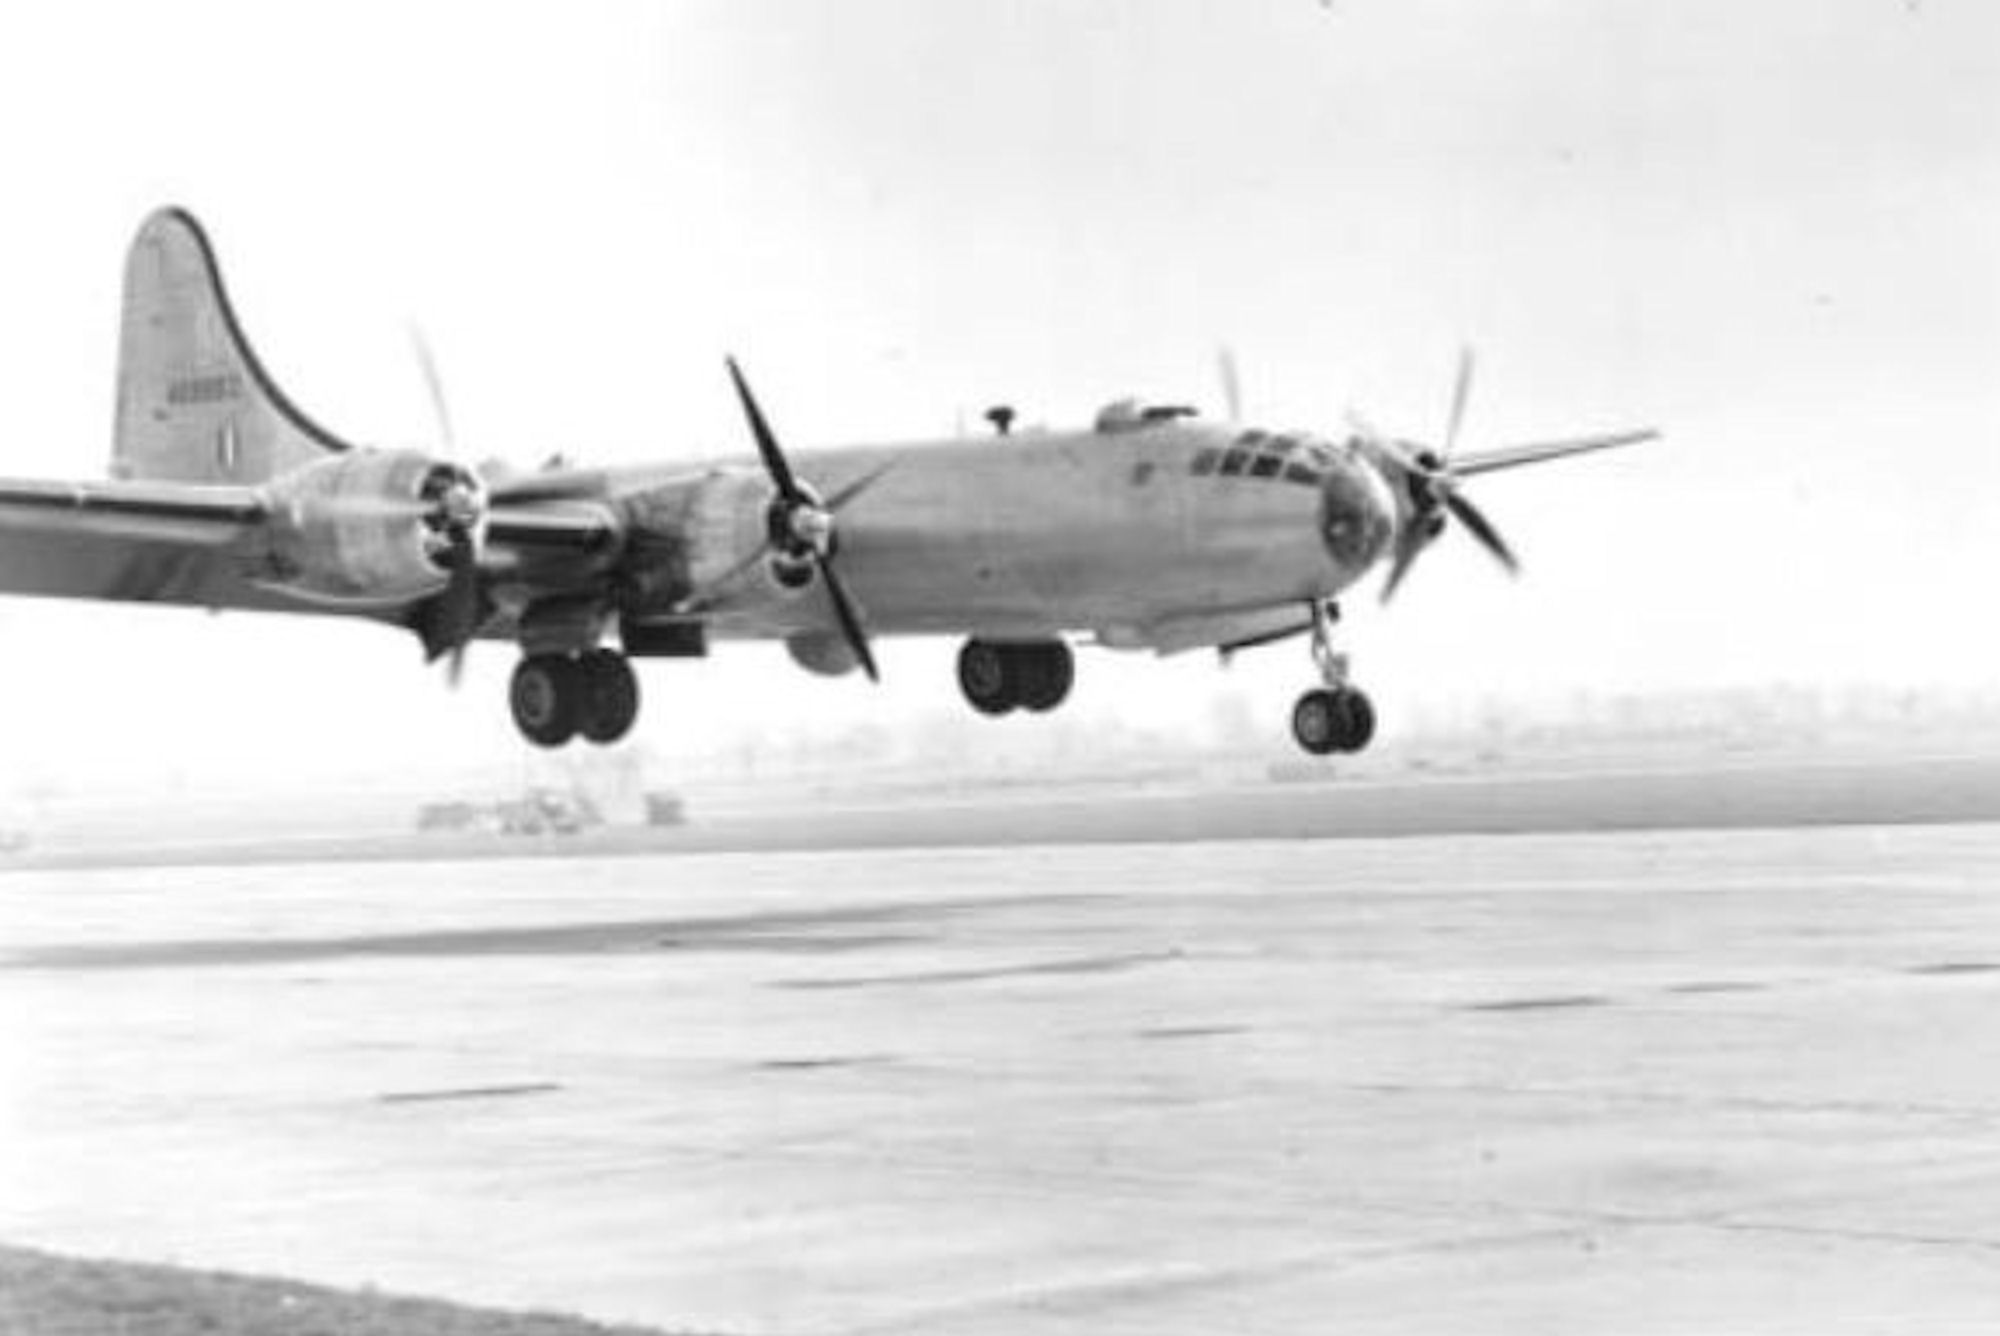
left=6, top=802, right=2000, bottom=1332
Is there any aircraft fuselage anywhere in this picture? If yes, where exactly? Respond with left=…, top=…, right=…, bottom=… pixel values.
left=592, top=416, right=1397, bottom=649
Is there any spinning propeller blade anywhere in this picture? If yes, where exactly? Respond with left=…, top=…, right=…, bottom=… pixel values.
left=1441, top=345, right=1474, bottom=458
left=409, top=324, right=458, bottom=456
left=726, top=356, right=804, bottom=505
left=1357, top=348, right=1653, bottom=601
left=433, top=529, right=483, bottom=684
left=405, top=330, right=489, bottom=678
left=816, top=552, right=880, bottom=682
left=1217, top=346, right=1244, bottom=423
left=1440, top=488, right=1517, bottom=576
left=724, top=356, right=881, bottom=682
left=1360, top=349, right=1522, bottom=602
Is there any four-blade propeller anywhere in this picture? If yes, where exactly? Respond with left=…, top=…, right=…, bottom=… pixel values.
left=725, top=356, right=883, bottom=683
left=1353, top=347, right=1525, bottom=604
left=408, top=328, right=489, bottom=681
left=419, top=467, right=488, bottom=683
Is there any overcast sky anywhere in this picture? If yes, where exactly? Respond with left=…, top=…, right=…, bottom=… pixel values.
left=0, top=0, right=1993, bottom=793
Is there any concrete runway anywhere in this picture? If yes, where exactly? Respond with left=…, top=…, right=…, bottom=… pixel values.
left=6, top=824, right=2000, bottom=1332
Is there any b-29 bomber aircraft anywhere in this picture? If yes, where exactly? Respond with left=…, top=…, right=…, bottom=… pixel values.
left=0, top=209, right=1654, bottom=755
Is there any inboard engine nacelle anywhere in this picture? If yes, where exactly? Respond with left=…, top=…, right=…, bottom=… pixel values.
left=621, top=466, right=818, bottom=616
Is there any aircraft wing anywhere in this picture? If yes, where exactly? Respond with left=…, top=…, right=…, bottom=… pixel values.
left=0, top=476, right=282, bottom=608
left=0, top=473, right=619, bottom=612
left=0, top=477, right=264, bottom=544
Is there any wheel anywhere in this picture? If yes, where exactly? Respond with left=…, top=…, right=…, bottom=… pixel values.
left=1333, top=688, right=1376, bottom=754
left=575, top=649, right=641, bottom=745
left=1015, top=640, right=1075, bottom=713
left=957, top=639, right=1017, bottom=716
left=510, top=655, right=580, bottom=748
left=1291, top=687, right=1376, bottom=756
left=1291, top=688, right=1341, bottom=756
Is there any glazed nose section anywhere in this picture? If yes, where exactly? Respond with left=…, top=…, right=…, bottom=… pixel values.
left=1318, top=456, right=1395, bottom=570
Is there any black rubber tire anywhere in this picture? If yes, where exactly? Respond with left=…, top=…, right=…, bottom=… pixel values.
left=1291, top=688, right=1341, bottom=756
left=510, top=655, right=581, bottom=749
left=958, top=639, right=1017, bottom=716
left=576, top=649, right=641, bottom=745
left=1331, top=688, right=1376, bottom=754
left=1015, top=641, right=1075, bottom=713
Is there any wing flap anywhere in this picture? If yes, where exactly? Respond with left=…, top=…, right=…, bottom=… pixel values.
left=0, top=473, right=623, bottom=614
left=0, top=477, right=274, bottom=608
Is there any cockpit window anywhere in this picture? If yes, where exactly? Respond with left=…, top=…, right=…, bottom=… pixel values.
left=1190, top=433, right=1336, bottom=487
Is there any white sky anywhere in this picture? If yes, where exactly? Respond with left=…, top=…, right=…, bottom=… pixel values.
left=0, top=0, right=1993, bottom=793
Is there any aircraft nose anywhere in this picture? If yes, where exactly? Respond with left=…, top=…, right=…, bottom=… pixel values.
left=1318, top=455, right=1395, bottom=570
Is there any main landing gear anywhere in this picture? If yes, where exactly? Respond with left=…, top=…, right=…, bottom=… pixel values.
left=1291, top=601, right=1375, bottom=757
left=510, top=649, right=641, bottom=749
left=957, top=638, right=1074, bottom=716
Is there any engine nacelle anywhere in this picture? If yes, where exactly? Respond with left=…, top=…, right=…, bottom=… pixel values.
left=622, top=466, right=814, bottom=614
left=786, top=631, right=860, bottom=677
left=261, top=450, right=474, bottom=603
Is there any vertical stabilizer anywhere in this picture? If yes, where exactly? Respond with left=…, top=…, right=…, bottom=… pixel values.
left=113, top=208, right=349, bottom=484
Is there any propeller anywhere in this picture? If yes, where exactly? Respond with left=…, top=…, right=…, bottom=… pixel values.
left=724, top=356, right=882, bottom=682
left=1217, top=345, right=1244, bottom=423
left=408, top=327, right=488, bottom=681
left=410, top=324, right=459, bottom=456
left=423, top=471, right=486, bottom=684
left=1352, top=347, right=1522, bottom=603
left=1441, top=344, right=1474, bottom=456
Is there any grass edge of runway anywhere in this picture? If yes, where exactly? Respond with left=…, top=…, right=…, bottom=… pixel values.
left=0, top=1243, right=715, bottom=1336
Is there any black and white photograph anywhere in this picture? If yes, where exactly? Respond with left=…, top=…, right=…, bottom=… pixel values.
left=2, top=1, right=1999, bottom=1331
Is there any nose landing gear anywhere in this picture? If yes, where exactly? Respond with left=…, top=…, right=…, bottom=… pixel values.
left=1290, top=601, right=1375, bottom=756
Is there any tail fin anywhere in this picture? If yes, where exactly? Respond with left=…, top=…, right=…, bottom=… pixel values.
left=112, top=208, right=350, bottom=484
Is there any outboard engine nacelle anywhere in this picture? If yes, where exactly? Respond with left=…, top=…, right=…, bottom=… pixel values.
left=260, top=450, right=480, bottom=603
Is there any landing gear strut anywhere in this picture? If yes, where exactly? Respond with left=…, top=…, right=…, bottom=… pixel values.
left=1290, top=601, right=1375, bottom=756
left=510, top=649, right=641, bottom=749
left=957, top=638, right=1074, bottom=716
